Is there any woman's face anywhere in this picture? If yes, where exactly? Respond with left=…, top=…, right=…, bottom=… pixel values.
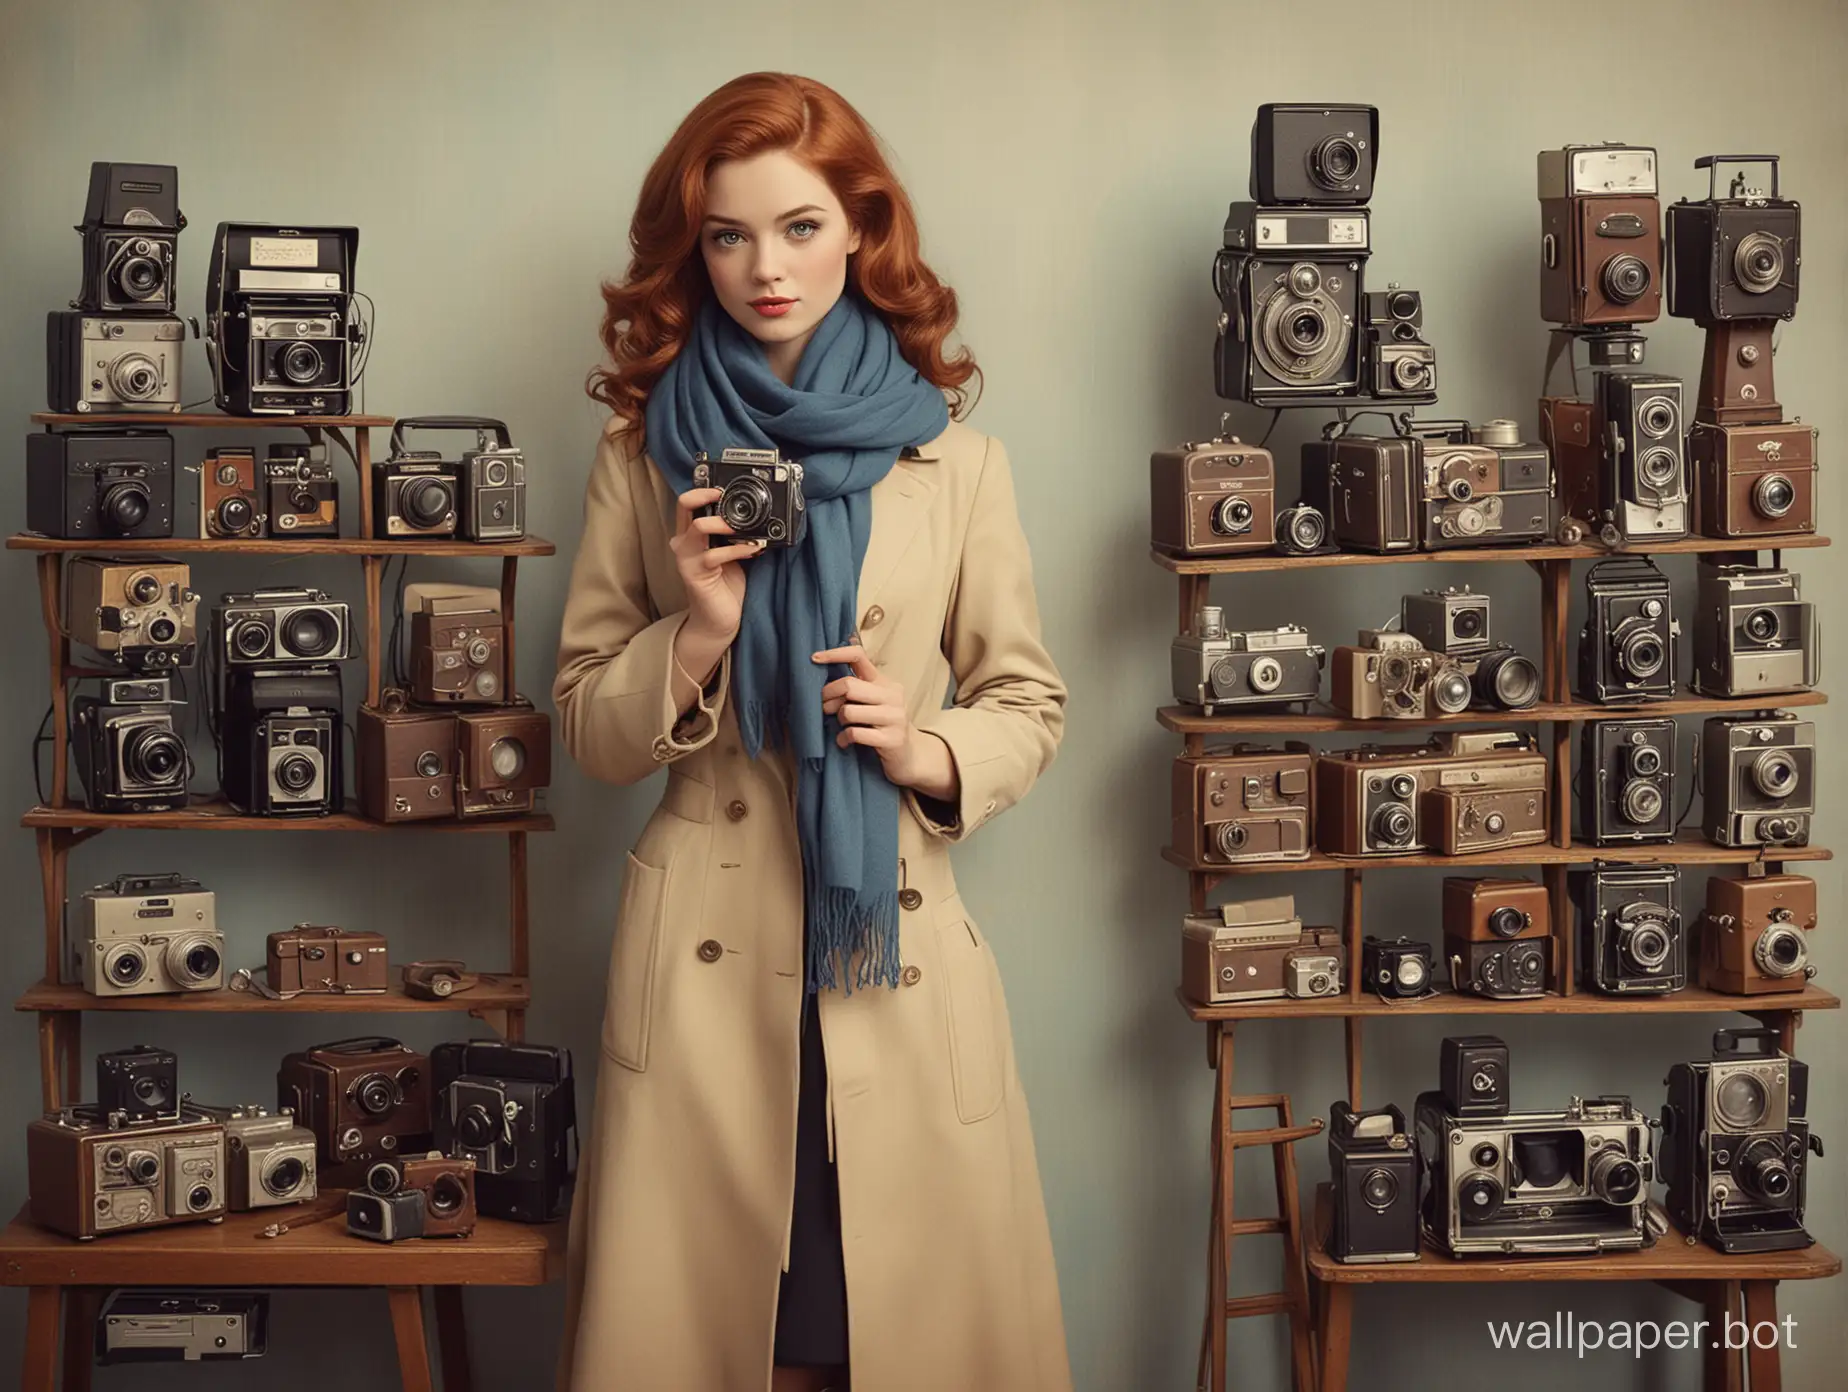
left=700, top=150, right=862, bottom=382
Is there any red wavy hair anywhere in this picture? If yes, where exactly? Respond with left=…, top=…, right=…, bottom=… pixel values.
left=587, top=72, right=979, bottom=447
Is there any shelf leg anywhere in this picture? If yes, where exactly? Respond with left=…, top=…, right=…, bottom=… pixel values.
left=1548, top=720, right=1571, bottom=849
left=61, top=1012, right=83, bottom=1109
left=1741, top=1280, right=1782, bottom=1392
left=1273, top=1095, right=1317, bottom=1392
left=62, top=1287, right=98, bottom=1392
left=1179, top=573, right=1210, bottom=636
left=1343, top=869, right=1363, bottom=1004
left=1544, top=863, right=1574, bottom=996
left=1538, top=558, right=1571, bottom=703
left=1195, top=1021, right=1234, bottom=1392
left=22, top=1287, right=58, bottom=1392
left=37, top=1014, right=59, bottom=1113
left=38, top=828, right=67, bottom=985
left=433, top=1286, right=473, bottom=1392
left=1344, top=1017, right=1362, bottom=1110
left=364, top=555, right=385, bottom=706
left=37, top=553, right=70, bottom=809
left=1315, top=1283, right=1352, bottom=1392
left=500, top=556, right=520, bottom=691
left=387, top=1286, right=436, bottom=1392
left=509, top=831, right=530, bottom=977
left=1704, top=1280, right=1744, bottom=1392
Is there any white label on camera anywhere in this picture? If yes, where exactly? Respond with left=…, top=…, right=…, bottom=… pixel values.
left=250, top=237, right=320, bottom=268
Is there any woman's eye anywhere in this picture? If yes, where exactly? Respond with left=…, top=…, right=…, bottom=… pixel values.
left=713, top=229, right=744, bottom=248
left=788, top=220, right=819, bottom=239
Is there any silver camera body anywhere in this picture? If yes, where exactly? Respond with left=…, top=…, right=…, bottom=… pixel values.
left=458, top=445, right=527, bottom=542
left=1287, top=953, right=1342, bottom=998
left=1693, top=564, right=1819, bottom=698
left=98, top=1289, right=268, bottom=1363
left=217, top=587, right=351, bottom=666
left=1702, top=713, right=1815, bottom=848
left=94, top=1127, right=226, bottom=1233
left=204, top=1105, right=318, bottom=1211
left=78, top=873, right=222, bottom=997
left=62, top=315, right=185, bottom=413
left=1401, top=588, right=1492, bottom=657
left=1172, top=608, right=1326, bottom=714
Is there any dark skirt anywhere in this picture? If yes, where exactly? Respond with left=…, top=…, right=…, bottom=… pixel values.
left=773, top=991, right=850, bottom=1368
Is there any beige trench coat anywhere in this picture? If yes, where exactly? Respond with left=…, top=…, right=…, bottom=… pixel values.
left=551, top=415, right=1073, bottom=1392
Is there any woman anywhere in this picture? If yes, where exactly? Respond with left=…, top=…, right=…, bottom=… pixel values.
left=553, top=72, right=1071, bottom=1392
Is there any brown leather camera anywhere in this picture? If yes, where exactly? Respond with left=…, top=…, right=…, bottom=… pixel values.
left=201, top=446, right=266, bottom=539
left=277, top=1036, right=431, bottom=1174
left=407, top=583, right=505, bottom=705
left=1696, top=322, right=1782, bottom=426
left=1314, top=730, right=1547, bottom=857
left=1170, top=745, right=1313, bottom=868
left=1690, top=421, right=1816, bottom=539
left=1443, top=876, right=1550, bottom=942
left=366, top=1152, right=478, bottom=1238
left=1300, top=436, right=1418, bottom=552
left=266, top=925, right=389, bottom=996
left=1331, top=631, right=1472, bottom=720
left=456, top=703, right=552, bottom=818
left=357, top=695, right=458, bottom=822
left=1179, top=896, right=1343, bottom=1004
left=1539, top=394, right=1602, bottom=535
left=1698, top=873, right=1817, bottom=996
left=1538, top=145, right=1662, bottom=329
left=26, top=1104, right=226, bottom=1239
left=1149, top=438, right=1276, bottom=556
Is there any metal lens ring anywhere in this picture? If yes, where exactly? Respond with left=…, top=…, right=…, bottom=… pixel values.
left=1754, top=924, right=1809, bottom=979
left=1252, top=265, right=1350, bottom=385
left=283, top=608, right=339, bottom=658
left=101, top=479, right=152, bottom=531
left=108, top=353, right=161, bottom=401
left=1639, top=447, right=1680, bottom=489
left=218, top=495, right=254, bottom=533
left=1601, top=253, right=1653, bottom=305
left=405, top=477, right=453, bottom=527
left=1480, top=651, right=1540, bottom=710
left=232, top=618, right=272, bottom=659
left=1750, top=749, right=1799, bottom=800
left=429, top=1175, right=467, bottom=1216
left=720, top=477, right=772, bottom=532
left=1395, top=954, right=1428, bottom=989
left=1280, top=504, right=1326, bottom=553
left=1588, top=1147, right=1643, bottom=1206
left=264, top=1154, right=308, bottom=1198
left=355, top=1074, right=398, bottom=1118
left=1619, top=914, right=1673, bottom=971
left=1488, top=907, right=1527, bottom=939
left=1458, top=1175, right=1503, bottom=1223
left=1621, top=779, right=1665, bottom=824
left=104, top=944, right=147, bottom=986
left=124, top=726, right=184, bottom=783
left=1310, top=135, right=1361, bottom=189
left=1214, top=821, right=1248, bottom=857
left=1627, top=740, right=1664, bottom=778
left=275, top=752, right=318, bottom=794
left=1431, top=663, right=1473, bottom=714
left=1212, top=495, right=1254, bottom=536
left=120, top=252, right=166, bottom=301
left=1639, top=396, right=1679, bottom=438
left=1361, top=1166, right=1398, bottom=1211
left=489, top=737, right=526, bottom=780
left=1733, top=232, right=1785, bottom=294
left=1370, top=802, right=1414, bottom=848
left=167, top=935, right=221, bottom=985
left=366, top=1161, right=402, bottom=1195
left=1743, top=608, right=1781, bottom=644
left=281, top=341, right=324, bottom=385
left=1247, top=656, right=1284, bottom=694
left=1391, top=356, right=1430, bottom=391
left=1715, top=1071, right=1771, bottom=1130
left=1753, top=473, right=1796, bottom=519
left=1616, top=625, right=1666, bottom=679
left=1740, top=1138, right=1793, bottom=1201
left=1510, top=942, right=1546, bottom=985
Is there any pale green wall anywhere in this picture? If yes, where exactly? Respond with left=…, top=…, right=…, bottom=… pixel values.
left=1, top=0, right=1844, bottom=1386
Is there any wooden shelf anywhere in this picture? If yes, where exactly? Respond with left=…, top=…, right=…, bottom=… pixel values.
left=1176, top=982, right=1838, bottom=1024
left=1159, top=689, right=1827, bottom=735
left=1153, top=534, right=1830, bottom=575
left=0, top=1202, right=563, bottom=1288
left=30, top=412, right=394, bottom=429
left=15, top=974, right=531, bottom=1017
left=23, top=800, right=554, bottom=834
left=1164, top=831, right=1832, bottom=876
left=9, top=533, right=556, bottom=558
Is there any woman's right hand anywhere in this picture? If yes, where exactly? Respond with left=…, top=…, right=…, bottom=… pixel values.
left=670, top=486, right=766, bottom=642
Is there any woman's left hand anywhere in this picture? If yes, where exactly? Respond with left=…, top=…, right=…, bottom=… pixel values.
left=812, top=642, right=957, bottom=800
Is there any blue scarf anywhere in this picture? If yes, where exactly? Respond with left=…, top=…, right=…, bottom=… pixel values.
left=645, top=291, right=950, bottom=992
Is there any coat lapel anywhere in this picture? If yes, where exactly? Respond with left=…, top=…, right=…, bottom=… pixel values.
left=856, top=431, right=944, bottom=622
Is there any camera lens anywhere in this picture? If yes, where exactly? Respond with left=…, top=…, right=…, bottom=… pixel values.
left=1740, top=1138, right=1793, bottom=1201
left=133, top=1073, right=169, bottom=1107
left=1214, top=821, right=1248, bottom=857
left=485, top=460, right=508, bottom=486
left=1753, top=473, right=1796, bottom=519
left=1601, top=253, right=1653, bottom=305
left=1457, top=1175, right=1503, bottom=1223
left=148, top=617, right=177, bottom=644
left=1283, top=506, right=1326, bottom=553
left=1255, top=269, right=1349, bottom=384
left=265, top=1156, right=308, bottom=1198
left=404, top=478, right=454, bottom=528
left=429, top=1175, right=467, bottom=1216
left=283, top=607, right=339, bottom=658
left=1639, top=396, right=1678, bottom=438
left=280, top=340, right=325, bottom=385
left=459, top=1105, right=498, bottom=1150
left=1369, top=802, right=1414, bottom=848
left=1311, top=135, right=1361, bottom=189
left=1588, top=1148, right=1643, bottom=1206
left=489, top=737, right=527, bottom=780
left=1388, top=774, right=1417, bottom=801
left=171, top=936, right=221, bottom=985
left=1247, top=656, right=1283, bottom=694
left=1286, top=306, right=1328, bottom=352
left=128, top=1150, right=160, bottom=1182
left=124, top=727, right=184, bottom=784
left=1639, top=448, right=1680, bottom=489
left=356, top=1075, right=397, bottom=1117
left=232, top=618, right=273, bottom=659
left=1470, top=1143, right=1500, bottom=1170
left=1288, top=263, right=1323, bottom=297
left=415, top=750, right=444, bottom=779
left=187, top=1184, right=215, bottom=1212
left=1453, top=607, right=1486, bottom=641
left=1211, top=495, right=1253, bottom=536
left=465, top=637, right=494, bottom=666
left=1489, top=907, right=1527, bottom=939
left=1394, top=955, right=1427, bottom=989
left=1754, top=924, right=1809, bottom=978
left=1361, top=1167, right=1398, bottom=1210
left=1733, top=232, right=1785, bottom=294
left=108, top=352, right=162, bottom=402
left=1445, top=474, right=1475, bottom=503
left=106, top=946, right=147, bottom=986
left=1743, top=608, right=1781, bottom=644
left=120, top=251, right=166, bottom=301
left=1750, top=750, right=1799, bottom=799
left=275, top=752, right=318, bottom=794
left=1431, top=664, right=1473, bottom=715
left=100, top=479, right=152, bottom=533
left=1511, top=942, right=1545, bottom=986
left=1477, top=651, right=1540, bottom=711
left=1391, top=356, right=1430, bottom=391
left=1628, top=742, right=1664, bottom=778
left=1617, top=628, right=1666, bottom=680
left=719, top=477, right=772, bottom=533
left=217, top=495, right=254, bottom=534
left=1715, top=1072, right=1771, bottom=1130
left=127, top=572, right=163, bottom=605
left=366, top=1161, right=402, bottom=1195
left=1387, top=290, right=1418, bottom=321
left=1621, top=780, right=1665, bottom=825
left=1621, top=918, right=1673, bottom=972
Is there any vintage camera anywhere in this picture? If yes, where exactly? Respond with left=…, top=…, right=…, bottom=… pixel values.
left=1538, top=143, right=1663, bottom=329
left=1579, top=718, right=1677, bottom=846
left=361, top=1152, right=478, bottom=1239
left=373, top=456, right=459, bottom=538
left=97, top=1045, right=180, bottom=1124
left=1179, top=896, right=1344, bottom=1005
left=1662, top=1028, right=1819, bottom=1253
left=1249, top=102, right=1377, bottom=205
left=1361, top=284, right=1436, bottom=402
left=1692, top=563, right=1818, bottom=697
left=1171, top=608, right=1324, bottom=715
left=1330, top=629, right=1472, bottom=720
left=1701, top=712, right=1814, bottom=848
left=1577, top=557, right=1680, bottom=703
left=217, top=587, right=350, bottom=666
left=71, top=680, right=191, bottom=814
left=384, top=417, right=527, bottom=542
left=267, top=925, right=389, bottom=996
left=26, top=1104, right=225, bottom=1239
left=693, top=446, right=807, bottom=548
left=26, top=429, right=174, bottom=539
left=1273, top=501, right=1330, bottom=555
left=278, top=1036, right=431, bottom=1173
left=1667, top=157, right=1800, bottom=326
left=1213, top=203, right=1368, bottom=406
left=1449, top=937, right=1550, bottom=1000
left=218, top=665, right=343, bottom=817
left=358, top=699, right=459, bottom=822
left=199, top=447, right=267, bottom=539
left=205, top=223, right=359, bottom=415
left=75, top=162, right=184, bottom=315
left=1600, top=372, right=1689, bottom=540
left=1416, top=1089, right=1654, bottom=1256
left=347, top=1189, right=425, bottom=1242
left=65, top=556, right=198, bottom=671
left=96, top=1289, right=268, bottom=1363
left=1460, top=645, right=1542, bottom=713
left=194, top=1105, right=318, bottom=1211
left=1327, top=1102, right=1420, bottom=1263
left=457, top=703, right=552, bottom=818
left=1412, top=422, right=1551, bottom=548
left=1443, top=880, right=1549, bottom=997
left=47, top=312, right=184, bottom=413
left=409, top=583, right=506, bottom=705
left=1700, top=874, right=1817, bottom=997
left=262, top=444, right=338, bottom=536
left=1169, top=745, right=1313, bottom=867
left=1690, top=420, right=1817, bottom=539
left=1314, top=730, right=1547, bottom=857
left=1441, top=1035, right=1511, bottom=1117
left=78, top=872, right=222, bottom=997
left=1400, top=588, right=1491, bottom=658
left=1300, top=435, right=1417, bottom=552
left=1573, top=862, right=1685, bottom=995
left=433, top=1039, right=578, bottom=1222
left=1361, top=935, right=1433, bottom=999
left=1149, top=438, right=1277, bottom=555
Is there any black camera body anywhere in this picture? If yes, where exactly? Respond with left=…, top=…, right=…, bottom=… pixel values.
left=1214, top=203, right=1368, bottom=407
left=1667, top=157, right=1800, bottom=325
left=205, top=223, right=359, bottom=415
left=76, top=162, right=184, bottom=315
left=26, top=429, right=174, bottom=539
left=1662, top=1028, right=1818, bottom=1253
left=432, top=1039, right=576, bottom=1222
left=72, top=680, right=190, bottom=813
left=1361, top=935, right=1432, bottom=999
left=1327, top=1102, right=1419, bottom=1263
left=96, top=1044, right=180, bottom=1124
left=219, top=666, right=343, bottom=817
left=1573, top=862, right=1685, bottom=995
left=384, top=418, right=526, bottom=542
left=1579, top=718, right=1677, bottom=845
left=1600, top=372, right=1689, bottom=541
left=1361, top=285, right=1437, bottom=402
left=1451, top=938, right=1549, bottom=999
left=1249, top=103, right=1378, bottom=205
left=693, top=447, right=808, bottom=549
left=1440, top=1035, right=1510, bottom=1118
left=1577, top=557, right=1680, bottom=703
left=263, top=445, right=339, bottom=538
left=374, top=457, right=459, bottom=538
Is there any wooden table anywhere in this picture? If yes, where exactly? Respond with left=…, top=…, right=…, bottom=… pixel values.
left=0, top=1204, right=565, bottom=1390
left=1306, top=1186, right=1840, bottom=1392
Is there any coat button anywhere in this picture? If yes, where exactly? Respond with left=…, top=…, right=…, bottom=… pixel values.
left=861, top=605, right=885, bottom=630
left=726, top=799, right=748, bottom=821
left=899, top=888, right=923, bottom=911
left=901, top=964, right=922, bottom=986
left=697, top=939, right=723, bottom=963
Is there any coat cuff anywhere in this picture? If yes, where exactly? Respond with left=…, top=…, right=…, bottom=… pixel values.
left=592, top=610, right=731, bottom=767
left=902, top=706, right=1011, bottom=843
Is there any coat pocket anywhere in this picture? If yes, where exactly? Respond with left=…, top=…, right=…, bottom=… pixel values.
left=938, top=917, right=1005, bottom=1123
left=603, top=851, right=668, bottom=1071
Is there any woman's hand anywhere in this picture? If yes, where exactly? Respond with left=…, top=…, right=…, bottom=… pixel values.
left=814, top=643, right=958, bottom=799
left=670, top=486, right=765, bottom=642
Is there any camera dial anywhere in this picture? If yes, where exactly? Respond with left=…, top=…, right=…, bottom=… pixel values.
left=1510, top=941, right=1545, bottom=987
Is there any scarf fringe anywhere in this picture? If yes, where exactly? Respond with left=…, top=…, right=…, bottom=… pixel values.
left=804, top=880, right=901, bottom=996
